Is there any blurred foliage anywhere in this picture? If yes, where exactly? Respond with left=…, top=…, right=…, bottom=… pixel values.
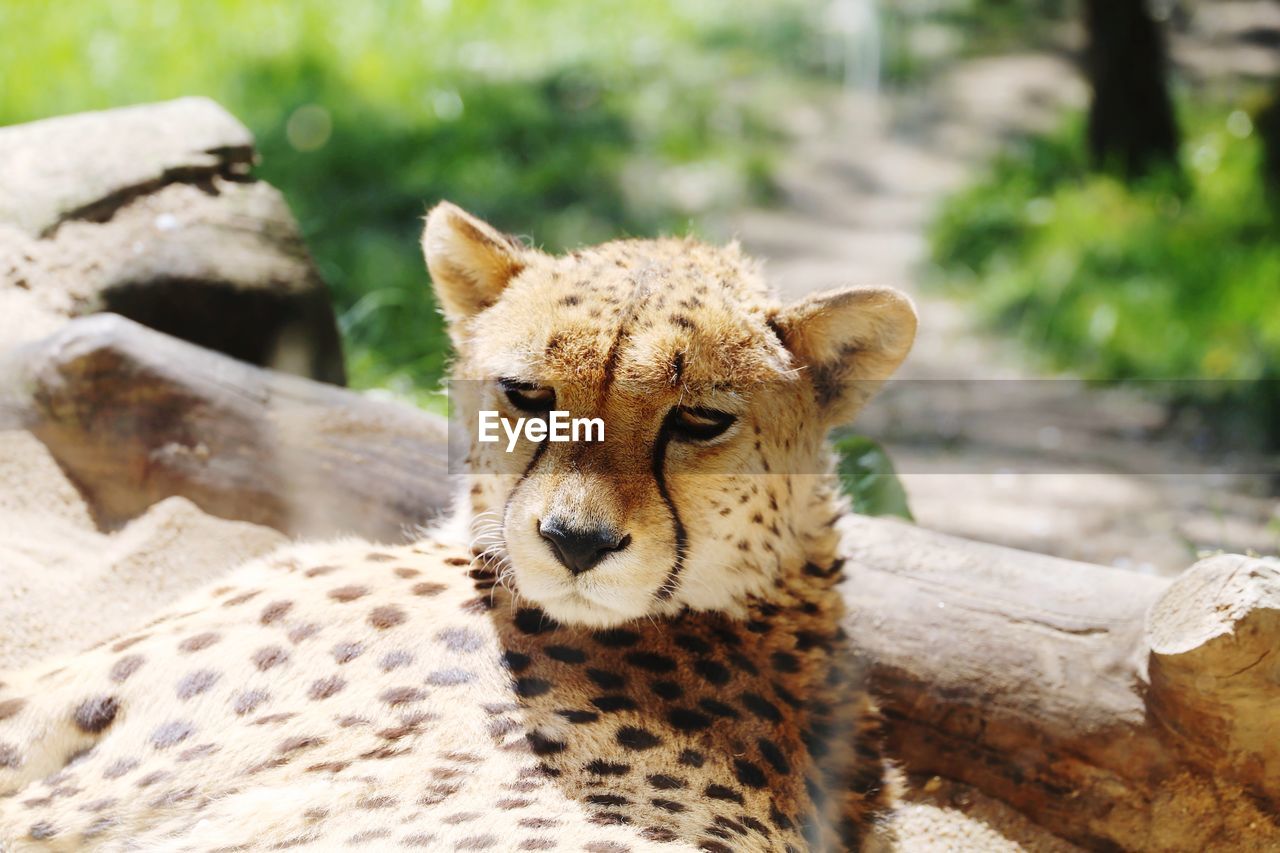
left=930, top=103, right=1280, bottom=448
left=833, top=434, right=914, bottom=520
left=880, top=0, right=1071, bottom=86
left=0, top=0, right=833, bottom=398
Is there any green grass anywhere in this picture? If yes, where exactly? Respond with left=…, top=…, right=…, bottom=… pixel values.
left=930, top=104, right=1280, bottom=447
left=833, top=434, right=914, bottom=520
left=2, top=0, right=828, bottom=397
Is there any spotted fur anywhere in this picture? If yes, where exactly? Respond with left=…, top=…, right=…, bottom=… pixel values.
left=0, top=202, right=915, bottom=851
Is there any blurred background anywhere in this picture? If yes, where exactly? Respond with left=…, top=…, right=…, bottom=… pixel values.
left=4, top=0, right=1277, bottom=567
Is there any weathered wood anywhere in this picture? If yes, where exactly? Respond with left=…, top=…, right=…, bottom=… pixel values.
left=1147, top=555, right=1280, bottom=808
left=0, top=98, right=344, bottom=383
left=840, top=515, right=1280, bottom=849
left=4, top=314, right=449, bottom=540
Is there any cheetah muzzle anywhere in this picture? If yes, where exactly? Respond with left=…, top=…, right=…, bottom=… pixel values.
left=0, top=201, right=916, bottom=852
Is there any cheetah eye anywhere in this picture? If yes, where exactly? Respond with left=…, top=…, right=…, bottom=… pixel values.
left=668, top=407, right=736, bottom=442
left=499, top=379, right=555, bottom=413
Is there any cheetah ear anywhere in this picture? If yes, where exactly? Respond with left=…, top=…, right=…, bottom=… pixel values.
left=770, top=286, right=917, bottom=422
left=422, top=202, right=529, bottom=324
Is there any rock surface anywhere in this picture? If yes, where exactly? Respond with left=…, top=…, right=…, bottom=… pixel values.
left=0, top=97, right=345, bottom=384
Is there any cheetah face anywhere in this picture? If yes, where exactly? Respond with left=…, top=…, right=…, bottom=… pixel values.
left=423, top=202, right=915, bottom=627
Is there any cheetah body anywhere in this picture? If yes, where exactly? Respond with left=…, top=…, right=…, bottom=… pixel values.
left=0, top=203, right=917, bottom=851
left=1, top=537, right=877, bottom=852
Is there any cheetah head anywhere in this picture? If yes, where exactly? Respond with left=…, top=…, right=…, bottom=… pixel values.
left=424, top=202, right=915, bottom=627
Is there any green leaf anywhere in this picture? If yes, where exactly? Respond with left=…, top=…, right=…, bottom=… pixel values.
left=832, top=434, right=914, bottom=521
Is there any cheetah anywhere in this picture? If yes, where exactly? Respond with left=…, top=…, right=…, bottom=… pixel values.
left=0, top=202, right=917, bottom=851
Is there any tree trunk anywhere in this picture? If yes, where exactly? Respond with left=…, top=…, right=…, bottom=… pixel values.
left=1083, top=0, right=1180, bottom=179
left=1258, top=82, right=1280, bottom=199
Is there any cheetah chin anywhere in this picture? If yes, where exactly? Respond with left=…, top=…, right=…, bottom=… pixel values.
left=0, top=201, right=915, bottom=852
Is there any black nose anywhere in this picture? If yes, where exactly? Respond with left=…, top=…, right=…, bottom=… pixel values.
left=539, top=519, right=630, bottom=576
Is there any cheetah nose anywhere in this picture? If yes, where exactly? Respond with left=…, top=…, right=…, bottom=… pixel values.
left=538, top=519, right=631, bottom=576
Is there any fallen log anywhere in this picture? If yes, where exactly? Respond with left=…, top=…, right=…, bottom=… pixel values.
left=2, top=314, right=450, bottom=539
left=840, top=516, right=1280, bottom=850
left=1146, top=555, right=1280, bottom=816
